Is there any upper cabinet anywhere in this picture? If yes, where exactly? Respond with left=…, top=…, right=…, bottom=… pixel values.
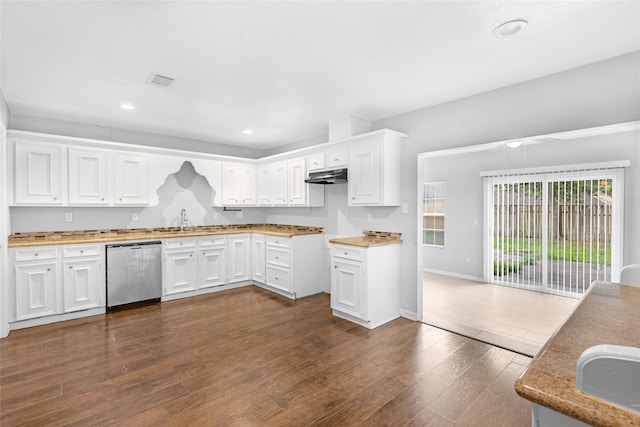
left=68, top=147, right=109, bottom=205
left=348, top=130, right=405, bottom=206
left=114, top=153, right=149, bottom=205
left=14, top=140, right=64, bottom=205
left=222, top=162, right=257, bottom=206
left=257, top=157, right=323, bottom=207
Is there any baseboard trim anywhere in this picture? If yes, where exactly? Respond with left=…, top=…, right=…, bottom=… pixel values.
left=422, top=268, right=484, bottom=283
left=399, top=308, right=418, bottom=321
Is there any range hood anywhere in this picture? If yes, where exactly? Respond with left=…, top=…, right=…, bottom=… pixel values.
left=305, top=168, right=348, bottom=184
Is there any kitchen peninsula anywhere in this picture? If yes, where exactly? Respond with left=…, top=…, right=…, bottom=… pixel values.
left=515, top=281, right=640, bottom=427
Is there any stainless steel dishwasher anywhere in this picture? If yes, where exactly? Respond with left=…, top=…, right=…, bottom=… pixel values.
left=106, top=241, right=162, bottom=310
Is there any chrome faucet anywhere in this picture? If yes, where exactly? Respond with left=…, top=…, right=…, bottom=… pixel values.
left=179, top=208, right=189, bottom=231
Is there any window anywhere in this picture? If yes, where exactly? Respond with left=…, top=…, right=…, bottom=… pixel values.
left=423, top=182, right=445, bottom=246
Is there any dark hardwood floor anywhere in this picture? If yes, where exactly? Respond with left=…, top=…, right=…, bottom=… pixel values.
left=0, top=286, right=532, bottom=426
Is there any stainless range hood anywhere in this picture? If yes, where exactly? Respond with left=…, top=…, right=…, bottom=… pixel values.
left=305, top=168, right=348, bottom=184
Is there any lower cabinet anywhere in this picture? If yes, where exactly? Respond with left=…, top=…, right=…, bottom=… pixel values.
left=259, top=234, right=326, bottom=299
left=198, top=240, right=227, bottom=289
left=13, top=244, right=105, bottom=323
left=62, top=245, right=103, bottom=312
left=15, top=255, right=59, bottom=321
left=330, top=243, right=400, bottom=329
left=227, top=234, right=252, bottom=283
left=252, top=233, right=266, bottom=284
left=163, top=238, right=198, bottom=295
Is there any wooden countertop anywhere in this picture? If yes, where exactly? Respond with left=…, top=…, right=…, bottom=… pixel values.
left=515, top=281, right=640, bottom=426
left=329, top=233, right=403, bottom=248
left=8, top=224, right=324, bottom=248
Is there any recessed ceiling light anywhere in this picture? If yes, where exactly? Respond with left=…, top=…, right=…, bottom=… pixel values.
left=493, top=19, right=528, bottom=38
left=505, top=140, right=525, bottom=148
left=120, top=103, right=135, bottom=110
left=242, top=129, right=254, bottom=135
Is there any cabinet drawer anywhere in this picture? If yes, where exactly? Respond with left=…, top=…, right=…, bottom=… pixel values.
left=15, top=247, right=58, bottom=261
left=63, top=244, right=100, bottom=258
left=265, top=236, right=290, bottom=248
left=198, top=235, right=226, bottom=247
left=266, top=264, right=290, bottom=292
left=266, top=247, right=290, bottom=267
left=326, top=149, right=348, bottom=168
left=307, top=153, right=325, bottom=171
left=165, top=238, right=197, bottom=250
left=331, top=245, right=364, bottom=262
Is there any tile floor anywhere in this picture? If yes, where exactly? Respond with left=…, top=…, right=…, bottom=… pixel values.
left=422, top=272, right=580, bottom=356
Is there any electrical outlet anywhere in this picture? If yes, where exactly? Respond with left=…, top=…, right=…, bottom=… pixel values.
left=132, top=213, right=138, bottom=221
left=212, top=211, right=218, bottom=220
left=465, top=257, right=471, bottom=264
left=236, top=211, right=243, bottom=219
left=65, top=212, right=73, bottom=222
left=474, top=219, right=479, bottom=226
left=402, top=202, right=409, bottom=214
left=367, top=213, right=373, bottom=222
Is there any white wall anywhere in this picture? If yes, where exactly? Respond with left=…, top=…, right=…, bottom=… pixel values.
left=422, top=131, right=640, bottom=279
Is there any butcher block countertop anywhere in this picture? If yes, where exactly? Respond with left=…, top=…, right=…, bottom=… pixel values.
left=329, top=230, right=403, bottom=248
left=8, top=224, right=324, bottom=248
left=515, top=281, right=640, bottom=427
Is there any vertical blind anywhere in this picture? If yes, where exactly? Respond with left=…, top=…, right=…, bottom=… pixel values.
left=483, top=164, right=625, bottom=298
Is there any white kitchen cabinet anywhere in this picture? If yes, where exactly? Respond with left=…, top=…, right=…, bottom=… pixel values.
left=227, top=234, right=252, bottom=283
left=325, top=148, right=348, bottom=169
left=330, top=242, right=400, bottom=328
left=347, top=130, right=405, bottom=206
left=68, top=147, right=110, bottom=205
left=14, top=247, right=60, bottom=321
left=13, top=140, right=63, bottom=205
left=114, top=153, right=149, bottom=205
left=222, top=162, right=256, bottom=206
left=163, top=238, right=198, bottom=295
left=306, top=152, right=325, bottom=172
left=198, top=235, right=227, bottom=289
left=252, top=233, right=266, bottom=284
left=62, top=244, right=103, bottom=312
left=259, top=234, right=326, bottom=299
left=287, top=158, right=308, bottom=206
left=257, top=161, right=287, bottom=206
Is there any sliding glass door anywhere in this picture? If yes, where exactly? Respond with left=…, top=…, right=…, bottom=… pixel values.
left=486, top=168, right=624, bottom=298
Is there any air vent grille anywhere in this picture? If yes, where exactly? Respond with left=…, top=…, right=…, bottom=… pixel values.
left=147, top=73, right=175, bottom=88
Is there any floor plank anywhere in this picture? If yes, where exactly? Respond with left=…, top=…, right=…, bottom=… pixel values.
left=0, top=286, right=532, bottom=426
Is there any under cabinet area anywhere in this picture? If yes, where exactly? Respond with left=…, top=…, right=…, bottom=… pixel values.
left=330, top=242, right=400, bottom=328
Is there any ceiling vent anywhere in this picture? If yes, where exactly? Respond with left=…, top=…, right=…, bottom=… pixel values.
left=146, top=73, right=175, bottom=88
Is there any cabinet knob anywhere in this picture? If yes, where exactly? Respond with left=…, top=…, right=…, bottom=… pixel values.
left=80, top=250, right=84, bottom=253
left=334, top=158, right=339, bottom=161
left=69, top=266, right=73, bottom=269
left=119, top=198, right=123, bottom=201
left=334, top=265, right=337, bottom=269
left=352, top=197, right=356, bottom=200
left=101, top=198, right=105, bottom=201
left=344, top=252, right=348, bottom=255
left=34, top=253, right=38, bottom=256
left=47, top=268, right=51, bottom=272
left=53, top=197, right=57, bottom=201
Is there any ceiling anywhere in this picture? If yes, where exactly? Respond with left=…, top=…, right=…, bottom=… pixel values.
left=2, top=1, right=639, bottom=150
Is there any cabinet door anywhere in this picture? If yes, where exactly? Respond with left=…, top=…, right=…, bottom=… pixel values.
left=228, top=234, right=251, bottom=283
left=63, top=258, right=102, bottom=312
left=326, top=149, right=348, bottom=168
left=164, top=250, right=197, bottom=295
left=68, top=148, right=109, bottom=205
left=287, top=158, right=307, bottom=205
left=252, top=234, right=266, bottom=283
left=222, top=163, right=256, bottom=205
left=266, top=264, right=291, bottom=293
left=257, top=164, right=273, bottom=205
left=331, top=258, right=365, bottom=319
left=271, top=161, right=288, bottom=206
left=348, top=141, right=380, bottom=205
left=16, top=261, right=58, bottom=320
left=114, top=153, right=149, bottom=205
left=14, top=141, right=63, bottom=205
left=199, top=247, right=226, bottom=288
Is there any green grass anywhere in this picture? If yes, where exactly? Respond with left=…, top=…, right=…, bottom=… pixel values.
left=493, top=237, right=610, bottom=265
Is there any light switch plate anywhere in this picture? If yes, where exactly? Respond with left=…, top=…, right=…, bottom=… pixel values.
left=401, top=202, right=409, bottom=214
left=65, top=212, right=73, bottom=222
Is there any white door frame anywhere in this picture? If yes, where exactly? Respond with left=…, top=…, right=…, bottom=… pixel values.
left=415, top=154, right=423, bottom=322
left=1, top=122, right=10, bottom=338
